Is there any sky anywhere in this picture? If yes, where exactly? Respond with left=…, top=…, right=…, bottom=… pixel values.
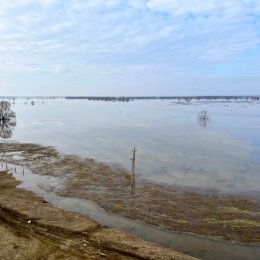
left=0, top=0, right=260, bottom=96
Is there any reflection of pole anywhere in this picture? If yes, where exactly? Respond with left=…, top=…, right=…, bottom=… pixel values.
left=0, top=152, right=5, bottom=161
left=131, top=147, right=136, bottom=195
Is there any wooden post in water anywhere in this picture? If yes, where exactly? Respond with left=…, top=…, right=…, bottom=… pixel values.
left=131, top=147, right=136, bottom=195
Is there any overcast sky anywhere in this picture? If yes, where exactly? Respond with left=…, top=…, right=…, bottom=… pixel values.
left=1, top=0, right=260, bottom=96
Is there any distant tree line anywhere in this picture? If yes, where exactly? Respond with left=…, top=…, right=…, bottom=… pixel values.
left=0, top=96, right=259, bottom=102
left=65, top=96, right=260, bottom=102
left=66, top=97, right=133, bottom=102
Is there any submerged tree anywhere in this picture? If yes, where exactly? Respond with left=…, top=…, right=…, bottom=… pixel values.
left=0, top=101, right=16, bottom=139
left=197, top=110, right=210, bottom=128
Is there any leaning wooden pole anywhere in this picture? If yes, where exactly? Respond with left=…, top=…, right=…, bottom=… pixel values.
left=131, top=147, right=136, bottom=195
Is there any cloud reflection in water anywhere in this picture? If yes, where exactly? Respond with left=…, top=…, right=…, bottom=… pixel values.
left=8, top=99, right=260, bottom=196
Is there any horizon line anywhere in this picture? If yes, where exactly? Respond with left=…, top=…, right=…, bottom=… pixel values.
left=1, top=95, right=260, bottom=99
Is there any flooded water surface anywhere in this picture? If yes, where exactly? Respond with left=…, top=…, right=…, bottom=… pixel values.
left=7, top=98, right=260, bottom=197
left=1, top=97, right=260, bottom=260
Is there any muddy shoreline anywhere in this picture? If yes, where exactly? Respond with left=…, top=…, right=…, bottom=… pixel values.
left=1, top=142, right=260, bottom=246
left=0, top=170, right=198, bottom=260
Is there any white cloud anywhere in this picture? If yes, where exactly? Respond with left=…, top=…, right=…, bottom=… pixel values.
left=0, top=0, right=56, bottom=13
left=147, top=0, right=259, bottom=15
left=0, top=0, right=259, bottom=78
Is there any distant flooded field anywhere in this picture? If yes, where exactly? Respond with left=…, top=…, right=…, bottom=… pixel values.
left=4, top=97, right=260, bottom=197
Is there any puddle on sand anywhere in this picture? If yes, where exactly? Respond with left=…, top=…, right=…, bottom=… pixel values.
left=1, top=162, right=260, bottom=260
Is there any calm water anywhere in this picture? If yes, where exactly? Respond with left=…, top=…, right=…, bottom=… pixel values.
left=5, top=98, right=260, bottom=197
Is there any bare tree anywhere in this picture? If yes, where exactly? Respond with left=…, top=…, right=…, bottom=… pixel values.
left=0, top=101, right=16, bottom=139
left=197, top=110, right=210, bottom=127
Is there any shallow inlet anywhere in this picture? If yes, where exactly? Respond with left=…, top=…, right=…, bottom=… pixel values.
left=1, top=162, right=260, bottom=260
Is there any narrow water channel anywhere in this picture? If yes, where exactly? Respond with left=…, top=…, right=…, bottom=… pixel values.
left=1, top=162, right=260, bottom=260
